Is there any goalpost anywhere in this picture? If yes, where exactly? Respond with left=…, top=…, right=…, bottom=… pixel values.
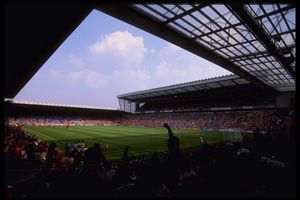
left=222, top=128, right=243, bottom=143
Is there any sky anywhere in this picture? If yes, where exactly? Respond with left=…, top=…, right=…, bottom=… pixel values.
left=14, top=9, right=231, bottom=109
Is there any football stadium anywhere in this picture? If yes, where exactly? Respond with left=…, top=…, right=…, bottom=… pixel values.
left=5, top=3, right=295, bottom=197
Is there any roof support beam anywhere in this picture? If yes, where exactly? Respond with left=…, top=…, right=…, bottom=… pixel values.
left=228, top=3, right=295, bottom=79
left=255, top=4, right=294, bottom=20
left=229, top=44, right=296, bottom=61
left=5, top=4, right=93, bottom=98
left=195, top=5, right=294, bottom=40
left=162, top=3, right=207, bottom=25
left=212, top=28, right=295, bottom=52
left=96, top=4, right=277, bottom=93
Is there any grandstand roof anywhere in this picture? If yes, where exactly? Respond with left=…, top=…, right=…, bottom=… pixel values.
left=118, top=74, right=251, bottom=101
left=8, top=100, right=119, bottom=111
left=5, top=3, right=295, bottom=98
left=98, top=3, right=295, bottom=92
left=4, top=100, right=126, bottom=119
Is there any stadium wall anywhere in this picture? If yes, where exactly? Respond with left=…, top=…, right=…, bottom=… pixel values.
left=276, top=92, right=295, bottom=108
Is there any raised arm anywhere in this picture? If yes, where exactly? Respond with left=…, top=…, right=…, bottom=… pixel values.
left=122, top=146, right=130, bottom=160
left=163, top=123, right=174, bottom=137
left=96, top=145, right=111, bottom=170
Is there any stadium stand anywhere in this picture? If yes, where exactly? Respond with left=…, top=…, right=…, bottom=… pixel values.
left=4, top=114, right=295, bottom=197
left=4, top=94, right=295, bottom=197
left=118, top=75, right=277, bottom=113
left=5, top=3, right=295, bottom=198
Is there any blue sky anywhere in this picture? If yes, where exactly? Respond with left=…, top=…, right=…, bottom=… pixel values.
left=14, top=9, right=231, bottom=109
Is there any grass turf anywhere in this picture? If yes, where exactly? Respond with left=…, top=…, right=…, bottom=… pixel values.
left=24, top=125, right=225, bottom=160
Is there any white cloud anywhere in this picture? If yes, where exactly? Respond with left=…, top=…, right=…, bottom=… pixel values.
left=48, top=69, right=63, bottom=79
left=67, top=69, right=107, bottom=89
left=112, top=68, right=151, bottom=92
left=154, top=59, right=232, bottom=86
left=155, top=61, right=169, bottom=78
left=156, top=43, right=230, bottom=74
left=158, top=42, right=181, bottom=57
left=153, top=42, right=232, bottom=86
left=68, top=54, right=86, bottom=67
left=150, top=48, right=156, bottom=54
left=89, top=31, right=147, bottom=65
left=127, top=69, right=150, bottom=81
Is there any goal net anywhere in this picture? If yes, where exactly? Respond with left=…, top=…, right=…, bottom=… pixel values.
left=222, top=128, right=243, bottom=142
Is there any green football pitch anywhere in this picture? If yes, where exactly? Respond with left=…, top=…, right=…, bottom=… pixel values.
left=24, top=125, right=225, bottom=160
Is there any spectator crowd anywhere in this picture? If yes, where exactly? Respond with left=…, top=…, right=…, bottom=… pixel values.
left=8, top=110, right=278, bottom=132
left=8, top=117, right=115, bottom=127
left=4, top=108, right=295, bottom=197
left=119, top=110, right=276, bottom=132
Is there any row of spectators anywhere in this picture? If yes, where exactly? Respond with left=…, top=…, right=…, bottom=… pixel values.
left=8, top=117, right=115, bottom=127
left=8, top=110, right=279, bottom=132
left=119, top=110, right=277, bottom=132
left=4, top=119, right=295, bottom=197
left=4, top=125, right=49, bottom=171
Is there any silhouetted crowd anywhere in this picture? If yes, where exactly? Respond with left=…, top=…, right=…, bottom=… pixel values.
left=4, top=125, right=49, bottom=172
left=4, top=110, right=295, bottom=197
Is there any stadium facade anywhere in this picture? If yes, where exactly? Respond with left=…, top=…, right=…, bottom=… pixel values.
left=117, top=74, right=293, bottom=113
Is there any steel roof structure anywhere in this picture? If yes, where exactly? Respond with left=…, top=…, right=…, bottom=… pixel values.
left=118, top=74, right=251, bottom=101
left=98, top=3, right=295, bottom=93
left=5, top=3, right=296, bottom=99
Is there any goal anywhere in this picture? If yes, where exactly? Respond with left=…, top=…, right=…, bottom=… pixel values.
left=222, top=129, right=243, bottom=142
